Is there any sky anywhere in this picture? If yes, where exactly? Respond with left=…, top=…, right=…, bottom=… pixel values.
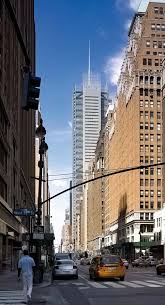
left=34, top=0, right=144, bottom=245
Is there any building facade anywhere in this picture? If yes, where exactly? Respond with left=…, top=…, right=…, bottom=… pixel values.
left=104, top=1, right=165, bottom=257
left=0, top=0, right=36, bottom=269
left=72, top=70, right=109, bottom=250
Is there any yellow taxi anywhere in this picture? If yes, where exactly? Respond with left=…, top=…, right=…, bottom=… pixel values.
left=89, top=255, right=126, bottom=281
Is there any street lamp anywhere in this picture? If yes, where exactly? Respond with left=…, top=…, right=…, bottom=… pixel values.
left=35, top=118, right=48, bottom=278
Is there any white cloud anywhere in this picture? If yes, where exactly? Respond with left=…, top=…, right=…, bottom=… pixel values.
left=104, top=48, right=125, bottom=86
left=124, top=19, right=132, bottom=31
left=129, top=0, right=141, bottom=11
left=68, top=121, right=72, bottom=129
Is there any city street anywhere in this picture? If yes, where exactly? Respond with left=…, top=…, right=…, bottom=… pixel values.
left=31, top=266, right=165, bottom=305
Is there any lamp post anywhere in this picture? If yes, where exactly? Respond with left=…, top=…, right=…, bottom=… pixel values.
left=35, top=119, right=48, bottom=274
left=139, top=231, right=142, bottom=257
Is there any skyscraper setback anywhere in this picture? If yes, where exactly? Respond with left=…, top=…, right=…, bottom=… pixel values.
left=72, top=46, right=109, bottom=249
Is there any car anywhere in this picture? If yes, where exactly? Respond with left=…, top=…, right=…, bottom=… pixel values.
left=156, top=262, right=165, bottom=275
left=55, top=253, right=72, bottom=261
left=52, top=259, right=78, bottom=280
left=146, top=258, right=157, bottom=266
left=122, top=259, right=129, bottom=269
left=89, top=255, right=126, bottom=281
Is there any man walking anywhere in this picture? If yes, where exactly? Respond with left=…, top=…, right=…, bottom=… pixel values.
left=18, top=249, right=36, bottom=304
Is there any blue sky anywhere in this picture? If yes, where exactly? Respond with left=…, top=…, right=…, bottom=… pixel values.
left=34, top=0, right=142, bottom=245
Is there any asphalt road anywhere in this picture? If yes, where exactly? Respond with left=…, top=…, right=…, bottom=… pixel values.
left=35, top=265, right=165, bottom=305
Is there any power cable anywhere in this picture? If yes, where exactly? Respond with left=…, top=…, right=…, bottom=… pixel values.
left=41, top=161, right=165, bottom=205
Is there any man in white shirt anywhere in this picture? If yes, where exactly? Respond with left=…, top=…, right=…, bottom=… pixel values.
left=18, top=249, right=36, bottom=304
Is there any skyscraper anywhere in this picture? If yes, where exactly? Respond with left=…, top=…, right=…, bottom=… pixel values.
left=72, top=45, right=109, bottom=249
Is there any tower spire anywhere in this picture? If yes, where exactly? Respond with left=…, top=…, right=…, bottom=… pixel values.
left=88, top=40, right=91, bottom=84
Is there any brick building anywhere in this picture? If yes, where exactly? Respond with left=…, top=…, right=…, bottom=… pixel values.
left=0, top=0, right=36, bottom=269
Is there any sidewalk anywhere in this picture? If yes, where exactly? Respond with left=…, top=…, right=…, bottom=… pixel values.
left=0, top=270, right=51, bottom=291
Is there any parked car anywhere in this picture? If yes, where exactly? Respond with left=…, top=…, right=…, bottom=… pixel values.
left=89, top=255, right=126, bottom=281
left=122, top=259, right=129, bottom=269
left=146, top=258, right=157, bottom=266
left=156, top=261, right=165, bottom=275
left=132, top=257, right=148, bottom=267
left=52, top=259, right=78, bottom=280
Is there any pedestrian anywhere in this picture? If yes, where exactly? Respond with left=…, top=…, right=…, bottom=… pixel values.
left=18, top=249, right=36, bottom=304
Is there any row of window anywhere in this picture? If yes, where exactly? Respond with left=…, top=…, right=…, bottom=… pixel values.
left=140, top=88, right=161, bottom=97
left=151, top=33, right=165, bottom=38
left=146, top=40, right=165, bottom=49
left=146, top=51, right=165, bottom=56
left=151, top=23, right=165, bottom=31
left=140, top=145, right=162, bottom=153
left=140, top=100, right=161, bottom=108
left=154, top=7, right=164, bottom=14
left=140, top=167, right=161, bottom=175
left=140, top=179, right=161, bottom=187
left=143, top=58, right=162, bottom=66
left=140, top=111, right=161, bottom=119
left=140, top=156, right=161, bottom=164
left=139, top=75, right=161, bottom=85
left=140, top=134, right=161, bottom=141
left=140, top=190, right=161, bottom=197
left=140, top=122, right=161, bottom=131
left=140, top=201, right=154, bottom=209
left=140, top=224, right=154, bottom=233
left=140, top=212, right=154, bottom=220
left=155, top=217, right=162, bottom=228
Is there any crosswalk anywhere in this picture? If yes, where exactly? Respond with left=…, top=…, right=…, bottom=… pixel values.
left=0, top=290, right=25, bottom=304
left=78, top=278, right=165, bottom=290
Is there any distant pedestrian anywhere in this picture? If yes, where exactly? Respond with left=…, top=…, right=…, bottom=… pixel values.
left=18, top=249, right=36, bottom=304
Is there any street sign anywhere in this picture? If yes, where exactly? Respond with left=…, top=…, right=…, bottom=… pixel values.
left=13, top=209, right=36, bottom=216
left=34, top=226, right=44, bottom=234
left=33, top=233, right=44, bottom=240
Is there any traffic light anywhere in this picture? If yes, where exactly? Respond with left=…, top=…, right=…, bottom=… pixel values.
left=22, top=71, right=41, bottom=111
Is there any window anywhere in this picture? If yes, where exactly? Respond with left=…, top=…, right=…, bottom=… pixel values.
left=157, top=145, right=161, bottom=153
left=158, top=41, right=162, bottom=48
left=140, top=168, right=144, bottom=174
left=157, top=123, right=161, bottom=131
left=140, top=201, right=144, bottom=209
left=157, top=24, right=161, bottom=31
left=143, top=58, right=147, bottom=65
left=157, top=202, right=161, bottom=209
left=145, top=89, right=148, bottom=96
left=148, top=59, right=152, bottom=66
left=150, top=100, right=154, bottom=107
left=150, top=76, right=154, bottom=84
left=146, top=51, right=150, bottom=55
left=153, top=41, right=158, bottom=48
left=150, top=123, right=154, bottom=130
left=145, top=190, right=149, bottom=197
left=145, top=168, right=149, bottom=175
left=140, top=100, right=143, bottom=107
left=162, top=25, right=165, bottom=31
left=140, top=134, right=143, bottom=141
left=140, top=213, right=144, bottom=220
left=146, top=41, right=150, bottom=47
left=145, top=145, right=149, bottom=152
left=150, top=111, right=154, bottom=119
left=145, top=122, right=148, bottom=130
left=145, top=76, right=148, bottom=85
left=157, top=100, right=161, bottom=108
left=154, top=7, right=159, bottom=14
left=160, top=7, right=163, bottom=14
left=145, top=179, right=149, bottom=186
left=157, top=77, right=161, bottom=85
left=155, top=59, right=159, bottom=66
left=153, top=51, right=157, bottom=55
left=151, top=24, right=155, bottom=30
left=150, top=167, right=154, bottom=175
left=140, top=88, right=143, bottom=96
left=144, top=111, right=148, bottom=120
left=157, top=156, right=161, bottom=163
left=0, top=175, right=7, bottom=202
left=145, top=202, right=149, bottom=209
left=157, top=89, right=161, bottom=96
left=140, top=111, right=143, bottom=119
left=157, top=134, right=161, bottom=141
left=140, top=145, right=143, bottom=152
left=145, top=156, right=149, bottom=163
left=157, top=168, right=161, bottom=175
left=140, top=179, right=143, bottom=186
left=150, top=134, right=154, bottom=141
left=140, top=75, right=143, bottom=84
left=150, top=190, right=154, bottom=197
left=150, top=179, right=154, bottom=186
left=157, top=190, right=161, bottom=197
left=145, top=213, right=149, bottom=220
left=140, top=122, right=143, bottom=129
left=145, top=100, right=149, bottom=107
left=157, top=112, right=161, bottom=119
left=140, top=190, right=144, bottom=197
left=145, top=134, right=149, bottom=141
left=150, top=156, right=154, bottom=164
left=157, top=179, right=161, bottom=186
left=150, top=202, right=154, bottom=209
left=140, top=156, right=144, bottom=163
left=150, top=145, right=154, bottom=153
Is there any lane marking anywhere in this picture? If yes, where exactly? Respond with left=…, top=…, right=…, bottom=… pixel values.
left=104, top=281, right=126, bottom=288
left=132, top=280, right=162, bottom=287
left=88, top=281, right=108, bottom=289
left=119, top=281, right=144, bottom=288
left=146, top=280, right=165, bottom=286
